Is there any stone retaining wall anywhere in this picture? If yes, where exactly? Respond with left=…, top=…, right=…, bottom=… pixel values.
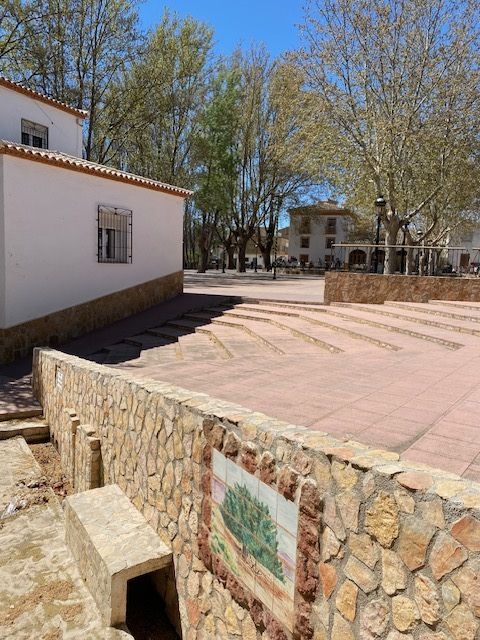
left=325, top=271, right=480, bottom=304
left=33, top=348, right=480, bottom=640
left=0, top=270, right=183, bottom=364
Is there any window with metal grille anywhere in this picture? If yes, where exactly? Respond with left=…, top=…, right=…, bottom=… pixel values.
left=299, top=216, right=311, bottom=234
left=21, top=119, right=48, bottom=148
left=325, top=237, right=336, bottom=249
left=300, top=236, right=310, bottom=248
left=326, top=217, right=337, bottom=234
left=97, top=206, right=132, bottom=263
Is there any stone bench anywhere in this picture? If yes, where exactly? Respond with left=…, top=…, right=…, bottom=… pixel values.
left=65, top=483, right=172, bottom=627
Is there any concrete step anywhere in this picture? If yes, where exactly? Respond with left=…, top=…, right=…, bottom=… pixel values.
left=429, top=300, right=480, bottom=312
left=124, top=333, right=174, bottom=349
left=211, top=315, right=317, bottom=356
left=102, top=343, right=140, bottom=364
left=148, top=326, right=191, bottom=340
left=0, top=376, right=43, bottom=422
left=118, top=343, right=182, bottom=368
left=324, top=305, right=464, bottom=350
left=234, top=303, right=401, bottom=352
left=221, top=309, right=344, bottom=353
left=337, top=302, right=480, bottom=338
left=199, top=323, right=271, bottom=359
left=178, top=332, right=229, bottom=360
left=0, top=419, right=49, bottom=443
left=384, top=301, right=480, bottom=324
left=210, top=317, right=284, bottom=354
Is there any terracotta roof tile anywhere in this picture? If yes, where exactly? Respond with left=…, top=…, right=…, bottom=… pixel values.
left=0, top=76, right=89, bottom=118
left=0, top=140, right=193, bottom=198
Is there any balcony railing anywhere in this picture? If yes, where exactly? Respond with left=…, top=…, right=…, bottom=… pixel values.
left=329, top=243, right=478, bottom=276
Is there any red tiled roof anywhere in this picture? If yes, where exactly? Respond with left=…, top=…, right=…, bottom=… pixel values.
left=0, top=76, right=89, bottom=118
left=0, top=140, right=193, bottom=198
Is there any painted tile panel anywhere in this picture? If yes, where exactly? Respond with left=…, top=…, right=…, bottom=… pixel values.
left=209, top=451, right=298, bottom=632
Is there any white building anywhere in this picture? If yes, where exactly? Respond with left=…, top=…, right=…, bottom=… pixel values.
left=288, top=201, right=354, bottom=267
left=0, top=77, right=191, bottom=363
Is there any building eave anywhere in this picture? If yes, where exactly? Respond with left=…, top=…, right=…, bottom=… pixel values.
left=0, top=140, right=193, bottom=198
left=0, top=76, right=89, bottom=119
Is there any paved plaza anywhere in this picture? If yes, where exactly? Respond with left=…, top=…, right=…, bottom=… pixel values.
left=76, top=272, right=480, bottom=483
left=2, top=271, right=480, bottom=482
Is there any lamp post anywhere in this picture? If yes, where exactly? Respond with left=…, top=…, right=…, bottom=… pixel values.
left=273, top=212, right=279, bottom=281
left=222, top=245, right=226, bottom=273
left=401, top=222, right=409, bottom=274
left=373, top=196, right=386, bottom=273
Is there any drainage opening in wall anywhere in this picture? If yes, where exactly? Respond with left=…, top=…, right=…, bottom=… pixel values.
left=126, top=566, right=182, bottom=640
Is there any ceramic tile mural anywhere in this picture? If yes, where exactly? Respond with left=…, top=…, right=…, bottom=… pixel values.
left=210, top=450, right=298, bottom=631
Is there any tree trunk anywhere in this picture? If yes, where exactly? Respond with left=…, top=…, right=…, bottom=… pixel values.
left=227, top=246, right=235, bottom=270
left=384, top=222, right=400, bottom=274
left=406, top=248, right=415, bottom=275
left=261, top=243, right=273, bottom=270
left=237, top=240, right=247, bottom=272
left=197, top=247, right=209, bottom=273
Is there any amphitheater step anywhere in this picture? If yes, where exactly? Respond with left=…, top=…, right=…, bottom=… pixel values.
left=233, top=303, right=401, bottom=352
left=124, top=333, right=175, bottom=349
left=221, top=308, right=344, bottom=353
left=335, top=302, right=480, bottom=338
left=324, top=304, right=464, bottom=350
left=102, top=343, right=141, bottom=364
left=384, top=301, right=480, bottom=323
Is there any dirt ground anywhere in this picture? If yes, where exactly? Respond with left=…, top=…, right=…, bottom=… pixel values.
left=30, top=442, right=73, bottom=500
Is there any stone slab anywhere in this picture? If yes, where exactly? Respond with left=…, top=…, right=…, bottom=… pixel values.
left=65, top=484, right=172, bottom=626
left=0, top=419, right=49, bottom=443
left=0, top=437, right=132, bottom=639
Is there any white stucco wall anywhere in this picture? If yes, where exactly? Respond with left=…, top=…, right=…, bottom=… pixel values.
left=1, top=155, right=184, bottom=328
left=0, top=156, right=5, bottom=327
left=0, top=85, right=83, bottom=157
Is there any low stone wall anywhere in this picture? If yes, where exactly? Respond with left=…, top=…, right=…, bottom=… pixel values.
left=0, top=270, right=183, bottom=364
left=325, top=271, right=480, bottom=304
left=33, top=348, right=480, bottom=640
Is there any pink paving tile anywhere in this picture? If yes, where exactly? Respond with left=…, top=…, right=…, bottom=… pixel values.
left=401, top=449, right=470, bottom=476
left=463, top=465, right=480, bottom=483
left=352, top=398, right=402, bottom=415
left=410, top=434, right=480, bottom=463
left=328, top=406, right=381, bottom=426
left=309, top=416, right=365, bottom=436
left=441, top=408, right=480, bottom=427
left=388, top=406, right=445, bottom=425
left=371, top=416, right=427, bottom=437
left=357, top=427, right=412, bottom=450
left=430, top=421, right=480, bottom=443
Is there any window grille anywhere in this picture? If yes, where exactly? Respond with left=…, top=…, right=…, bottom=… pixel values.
left=21, top=119, right=48, bottom=148
left=299, top=216, right=311, bottom=234
left=326, top=237, right=336, bottom=249
left=326, top=217, right=337, bottom=234
left=300, top=236, right=310, bottom=248
left=97, top=206, right=132, bottom=264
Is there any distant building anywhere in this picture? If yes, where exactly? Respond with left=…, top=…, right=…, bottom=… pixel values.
left=288, top=201, right=354, bottom=267
left=243, top=228, right=289, bottom=268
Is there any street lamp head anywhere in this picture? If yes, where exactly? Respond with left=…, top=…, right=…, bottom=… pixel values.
left=375, top=196, right=386, bottom=211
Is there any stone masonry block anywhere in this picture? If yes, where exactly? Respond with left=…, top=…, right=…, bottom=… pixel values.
left=65, top=484, right=172, bottom=626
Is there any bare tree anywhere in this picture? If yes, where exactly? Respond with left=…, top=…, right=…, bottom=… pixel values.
left=299, top=0, right=480, bottom=273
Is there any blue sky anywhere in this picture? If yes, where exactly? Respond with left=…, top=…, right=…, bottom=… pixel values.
left=139, top=1, right=303, bottom=57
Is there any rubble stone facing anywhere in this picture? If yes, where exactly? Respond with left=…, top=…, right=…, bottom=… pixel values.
left=33, top=349, right=480, bottom=639
left=324, top=271, right=480, bottom=304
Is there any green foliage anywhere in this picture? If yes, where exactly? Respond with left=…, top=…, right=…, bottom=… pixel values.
left=220, top=482, right=285, bottom=582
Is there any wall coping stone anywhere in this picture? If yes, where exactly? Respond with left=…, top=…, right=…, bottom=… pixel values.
left=33, top=348, right=480, bottom=513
